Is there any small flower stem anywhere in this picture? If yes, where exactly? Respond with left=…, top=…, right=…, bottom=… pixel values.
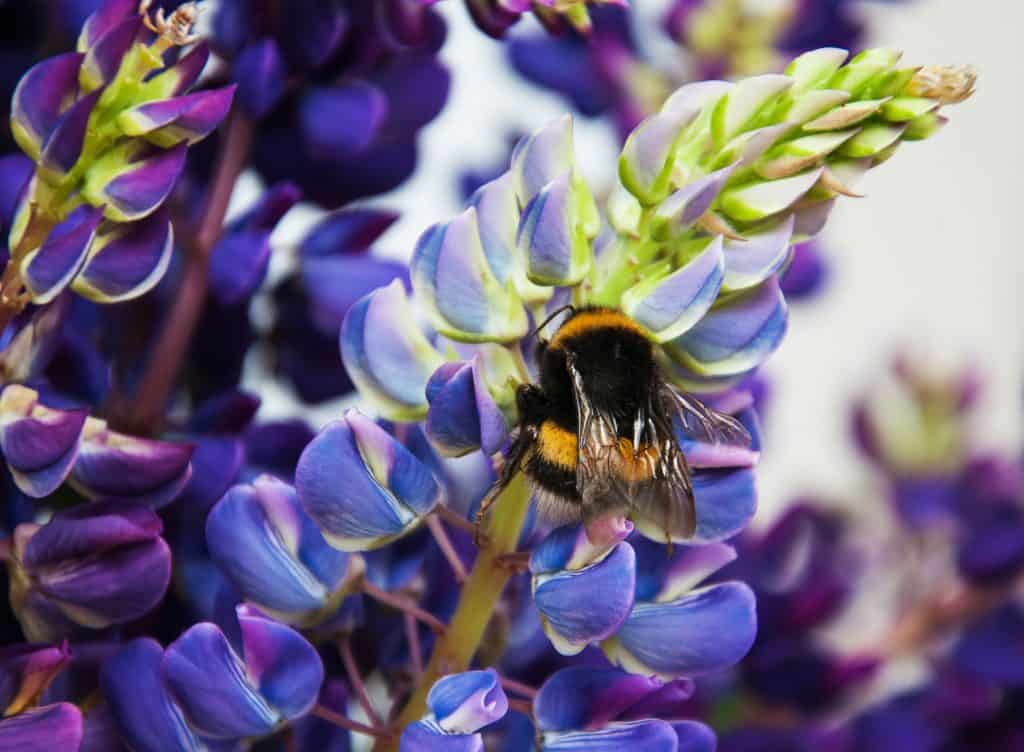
left=339, top=636, right=383, bottom=727
left=405, top=613, right=424, bottom=679
left=426, top=515, right=468, bottom=583
left=494, top=551, right=531, bottom=573
left=435, top=505, right=477, bottom=536
left=374, top=472, right=532, bottom=752
left=113, top=109, right=253, bottom=434
left=312, top=704, right=394, bottom=740
left=360, top=578, right=447, bottom=634
left=498, top=675, right=538, bottom=700
left=508, top=698, right=534, bottom=716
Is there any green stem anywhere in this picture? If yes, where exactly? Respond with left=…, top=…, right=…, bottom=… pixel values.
left=374, top=472, right=532, bottom=751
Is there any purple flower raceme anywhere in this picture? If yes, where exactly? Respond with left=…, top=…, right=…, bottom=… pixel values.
left=1, top=0, right=233, bottom=325
left=465, top=0, right=630, bottom=38
left=210, top=0, right=450, bottom=207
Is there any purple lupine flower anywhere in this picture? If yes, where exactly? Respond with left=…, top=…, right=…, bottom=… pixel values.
left=400, top=669, right=509, bottom=751
left=211, top=0, right=450, bottom=207
left=206, top=475, right=363, bottom=627
left=8, top=500, right=172, bottom=641
left=296, top=409, right=443, bottom=551
left=534, top=666, right=715, bottom=751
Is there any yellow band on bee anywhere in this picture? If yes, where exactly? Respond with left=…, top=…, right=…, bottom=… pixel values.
left=537, top=421, right=578, bottom=469
left=549, top=309, right=645, bottom=348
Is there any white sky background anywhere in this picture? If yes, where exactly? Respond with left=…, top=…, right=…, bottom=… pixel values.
left=252, top=0, right=1024, bottom=525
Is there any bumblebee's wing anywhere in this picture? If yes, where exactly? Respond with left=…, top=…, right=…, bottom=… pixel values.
left=659, top=384, right=751, bottom=447
left=565, top=354, right=633, bottom=519
left=631, top=432, right=697, bottom=541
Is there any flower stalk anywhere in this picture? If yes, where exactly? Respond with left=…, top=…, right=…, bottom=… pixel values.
left=376, top=471, right=532, bottom=752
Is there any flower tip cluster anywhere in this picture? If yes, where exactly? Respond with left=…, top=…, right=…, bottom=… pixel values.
left=140, top=0, right=201, bottom=47
left=907, top=64, right=978, bottom=104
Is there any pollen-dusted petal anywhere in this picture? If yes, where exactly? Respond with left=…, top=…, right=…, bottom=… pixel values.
left=236, top=604, right=325, bottom=722
left=622, top=236, right=724, bottom=343
left=82, top=143, right=188, bottom=222
left=79, top=16, right=142, bottom=92
left=300, top=82, right=388, bottom=159
left=73, top=209, right=174, bottom=303
left=38, top=89, right=102, bottom=181
left=206, top=477, right=354, bottom=618
left=533, top=667, right=666, bottom=732
left=722, top=215, right=795, bottom=292
left=510, top=114, right=576, bottom=203
left=517, top=171, right=594, bottom=287
left=427, top=669, right=509, bottom=734
left=666, top=275, right=788, bottom=378
left=295, top=410, right=441, bottom=551
left=340, top=279, right=445, bottom=421
left=117, top=86, right=237, bottom=148
left=633, top=539, right=738, bottom=603
left=162, top=623, right=281, bottom=738
left=541, top=720, right=679, bottom=751
left=533, top=542, right=636, bottom=656
left=0, top=384, right=87, bottom=497
left=0, top=702, right=83, bottom=752
left=604, top=582, right=757, bottom=679
left=412, top=207, right=528, bottom=343
left=19, top=205, right=104, bottom=305
left=101, top=638, right=204, bottom=752
left=10, top=52, right=84, bottom=161
left=70, top=418, right=195, bottom=509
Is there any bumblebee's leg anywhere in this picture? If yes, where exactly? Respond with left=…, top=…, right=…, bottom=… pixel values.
left=474, top=428, right=539, bottom=547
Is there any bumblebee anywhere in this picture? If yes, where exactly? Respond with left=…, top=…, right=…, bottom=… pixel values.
left=477, top=306, right=748, bottom=542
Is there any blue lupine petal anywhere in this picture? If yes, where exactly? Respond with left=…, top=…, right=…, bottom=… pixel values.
left=208, top=228, right=272, bottom=305
left=0, top=642, right=71, bottom=716
left=301, top=208, right=399, bottom=258
left=534, top=542, right=636, bottom=655
left=633, top=539, right=738, bottom=603
left=517, top=171, right=593, bottom=287
left=622, top=236, right=724, bottom=343
left=20, top=205, right=103, bottom=305
left=300, top=83, right=388, bottom=159
left=302, top=256, right=407, bottom=332
left=400, top=720, right=483, bottom=752
left=39, top=89, right=102, bottom=180
left=207, top=477, right=352, bottom=618
left=667, top=276, right=788, bottom=377
left=428, top=669, right=508, bottom=734
left=10, top=52, right=85, bottom=161
left=340, top=279, right=445, bottom=421
left=163, top=623, right=280, bottom=738
left=722, top=215, right=795, bottom=292
left=233, top=39, right=287, bottom=119
left=952, top=604, right=1024, bottom=686
left=655, top=165, right=737, bottom=231
left=533, top=667, right=666, bottom=732
left=77, top=0, right=135, bottom=51
left=236, top=604, right=324, bottom=722
left=83, top=144, right=188, bottom=223
left=0, top=702, right=83, bottom=752
left=510, top=115, right=576, bottom=202
left=542, top=720, right=680, bottom=751
left=71, top=418, right=194, bottom=509
left=0, top=384, right=86, bottom=498
left=118, top=86, right=237, bottom=148
left=412, top=207, right=528, bottom=343
left=296, top=411, right=441, bottom=551
left=425, top=351, right=513, bottom=457
left=101, top=638, right=204, bottom=752
left=73, top=209, right=174, bottom=303
left=606, top=582, right=757, bottom=679
left=672, top=721, right=717, bottom=752
left=79, top=16, right=141, bottom=92
left=530, top=519, right=634, bottom=575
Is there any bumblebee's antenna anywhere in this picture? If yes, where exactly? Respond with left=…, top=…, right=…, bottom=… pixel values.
left=530, top=304, right=575, bottom=340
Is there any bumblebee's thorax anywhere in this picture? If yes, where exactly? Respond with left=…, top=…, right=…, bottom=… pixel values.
left=538, top=308, right=657, bottom=433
